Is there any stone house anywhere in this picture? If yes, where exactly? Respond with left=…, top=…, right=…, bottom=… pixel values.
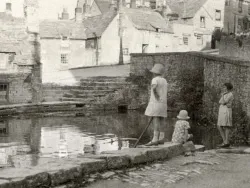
left=75, top=0, right=155, bottom=19
left=40, top=8, right=173, bottom=84
left=224, top=0, right=250, bottom=34
left=0, top=0, right=42, bottom=104
left=164, top=0, right=225, bottom=51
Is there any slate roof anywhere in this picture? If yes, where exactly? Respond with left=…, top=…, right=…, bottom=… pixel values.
left=0, top=12, right=24, bottom=22
left=96, top=1, right=112, bottom=13
left=83, top=10, right=117, bottom=38
left=166, top=0, right=208, bottom=19
left=124, top=8, right=173, bottom=33
left=77, top=0, right=87, bottom=8
left=40, top=20, right=87, bottom=39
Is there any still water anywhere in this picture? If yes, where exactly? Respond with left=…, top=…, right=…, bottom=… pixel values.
left=0, top=111, right=221, bottom=168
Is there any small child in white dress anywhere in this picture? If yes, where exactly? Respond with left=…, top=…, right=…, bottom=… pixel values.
left=144, top=63, right=168, bottom=146
left=172, top=110, right=195, bottom=156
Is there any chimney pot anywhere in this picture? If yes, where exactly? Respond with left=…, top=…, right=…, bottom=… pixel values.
left=75, top=7, right=83, bottom=22
left=62, top=8, right=69, bottom=20
left=6, top=2, right=12, bottom=15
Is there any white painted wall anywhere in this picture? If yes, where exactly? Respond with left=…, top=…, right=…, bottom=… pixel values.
left=171, top=0, right=225, bottom=52
left=100, top=13, right=174, bottom=64
left=99, top=15, right=120, bottom=65
left=41, top=39, right=98, bottom=84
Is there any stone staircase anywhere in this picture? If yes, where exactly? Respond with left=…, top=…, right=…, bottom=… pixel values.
left=58, top=76, right=130, bottom=104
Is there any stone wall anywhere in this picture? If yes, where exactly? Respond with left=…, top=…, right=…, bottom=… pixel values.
left=130, top=52, right=204, bottom=118
left=219, top=36, right=250, bottom=61
left=0, top=0, right=42, bottom=104
left=0, top=73, right=32, bottom=104
left=130, top=52, right=250, bottom=144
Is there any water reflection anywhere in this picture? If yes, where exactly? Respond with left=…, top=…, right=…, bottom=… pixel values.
left=0, top=111, right=221, bottom=168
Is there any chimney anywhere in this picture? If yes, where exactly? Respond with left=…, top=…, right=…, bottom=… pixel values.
left=130, top=0, right=136, bottom=8
left=161, top=5, right=167, bottom=17
left=75, top=7, right=83, bottom=22
left=6, top=2, right=12, bottom=15
left=110, top=0, right=118, bottom=10
left=83, top=0, right=90, bottom=17
left=178, top=0, right=186, bottom=18
left=61, top=8, right=69, bottom=20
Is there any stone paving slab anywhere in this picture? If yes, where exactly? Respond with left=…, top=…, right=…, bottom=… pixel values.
left=216, top=147, right=250, bottom=154
left=0, top=143, right=198, bottom=188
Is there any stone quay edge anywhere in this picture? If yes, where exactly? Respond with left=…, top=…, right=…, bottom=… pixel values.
left=0, top=143, right=204, bottom=188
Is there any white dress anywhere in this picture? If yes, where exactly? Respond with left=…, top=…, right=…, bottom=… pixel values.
left=217, top=92, right=233, bottom=127
left=145, top=76, right=168, bottom=117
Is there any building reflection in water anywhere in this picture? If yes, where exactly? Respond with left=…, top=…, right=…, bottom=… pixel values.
left=41, top=125, right=130, bottom=157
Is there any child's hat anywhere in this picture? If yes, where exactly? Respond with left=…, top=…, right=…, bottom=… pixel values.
left=150, top=63, right=165, bottom=75
left=177, top=110, right=190, bottom=120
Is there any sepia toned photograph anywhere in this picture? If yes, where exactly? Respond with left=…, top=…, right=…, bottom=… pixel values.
left=0, top=0, right=249, bottom=187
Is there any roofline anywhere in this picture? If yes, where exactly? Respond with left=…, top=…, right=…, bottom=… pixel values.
left=0, top=51, right=16, bottom=54
left=137, top=28, right=174, bottom=34
left=40, top=37, right=86, bottom=40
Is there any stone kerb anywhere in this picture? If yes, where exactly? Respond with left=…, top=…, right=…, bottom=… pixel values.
left=0, top=143, right=187, bottom=188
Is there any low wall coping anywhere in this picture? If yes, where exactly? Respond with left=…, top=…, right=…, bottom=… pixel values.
left=0, top=142, right=192, bottom=188
left=130, top=52, right=250, bottom=67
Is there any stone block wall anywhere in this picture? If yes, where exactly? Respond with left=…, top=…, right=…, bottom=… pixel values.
left=130, top=52, right=204, bottom=118
left=219, top=36, right=250, bottom=61
left=130, top=52, right=250, bottom=144
left=0, top=73, right=33, bottom=104
left=203, top=56, right=250, bottom=121
left=0, top=0, right=42, bottom=104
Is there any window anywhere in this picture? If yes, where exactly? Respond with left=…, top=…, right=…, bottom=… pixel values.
left=142, top=44, right=149, bottom=53
left=248, top=3, right=250, bottom=14
left=238, top=18, right=243, bottom=32
left=0, top=120, right=7, bottom=135
left=0, top=53, right=8, bottom=70
left=61, top=54, right=69, bottom=64
left=123, top=48, right=129, bottom=55
left=86, top=39, right=97, bottom=49
left=150, top=1, right=156, bottom=9
left=239, top=0, right=243, bottom=13
left=0, top=83, right=8, bottom=102
left=225, top=0, right=230, bottom=6
left=183, top=37, right=189, bottom=45
left=196, top=34, right=203, bottom=45
left=200, top=16, right=205, bottom=28
left=215, top=10, right=221, bottom=21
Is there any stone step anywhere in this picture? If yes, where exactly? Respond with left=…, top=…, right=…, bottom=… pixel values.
left=63, top=93, right=107, bottom=98
left=80, top=76, right=127, bottom=82
left=70, top=89, right=115, bottom=95
left=79, top=85, right=124, bottom=90
left=80, top=81, right=129, bottom=87
left=59, top=97, right=97, bottom=103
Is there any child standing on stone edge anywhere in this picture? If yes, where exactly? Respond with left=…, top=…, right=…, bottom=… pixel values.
left=144, top=63, right=168, bottom=146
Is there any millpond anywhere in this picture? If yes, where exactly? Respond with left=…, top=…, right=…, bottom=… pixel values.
left=0, top=110, right=221, bottom=168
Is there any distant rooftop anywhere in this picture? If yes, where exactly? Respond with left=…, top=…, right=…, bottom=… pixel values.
left=40, top=20, right=87, bottom=39
left=166, top=0, right=208, bottom=19
left=124, top=8, right=173, bottom=33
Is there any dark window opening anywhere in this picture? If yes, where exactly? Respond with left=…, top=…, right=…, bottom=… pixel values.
left=239, top=0, right=243, bottom=13
left=200, top=16, right=205, bottom=28
left=215, top=10, right=221, bottom=21
left=225, top=0, right=230, bottom=6
left=118, top=105, right=128, bottom=113
left=76, top=104, right=85, bottom=108
left=142, top=44, right=149, bottom=53
left=86, top=39, right=97, bottom=49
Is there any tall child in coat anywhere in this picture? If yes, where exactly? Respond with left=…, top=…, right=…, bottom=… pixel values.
left=145, top=63, right=168, bottom=146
